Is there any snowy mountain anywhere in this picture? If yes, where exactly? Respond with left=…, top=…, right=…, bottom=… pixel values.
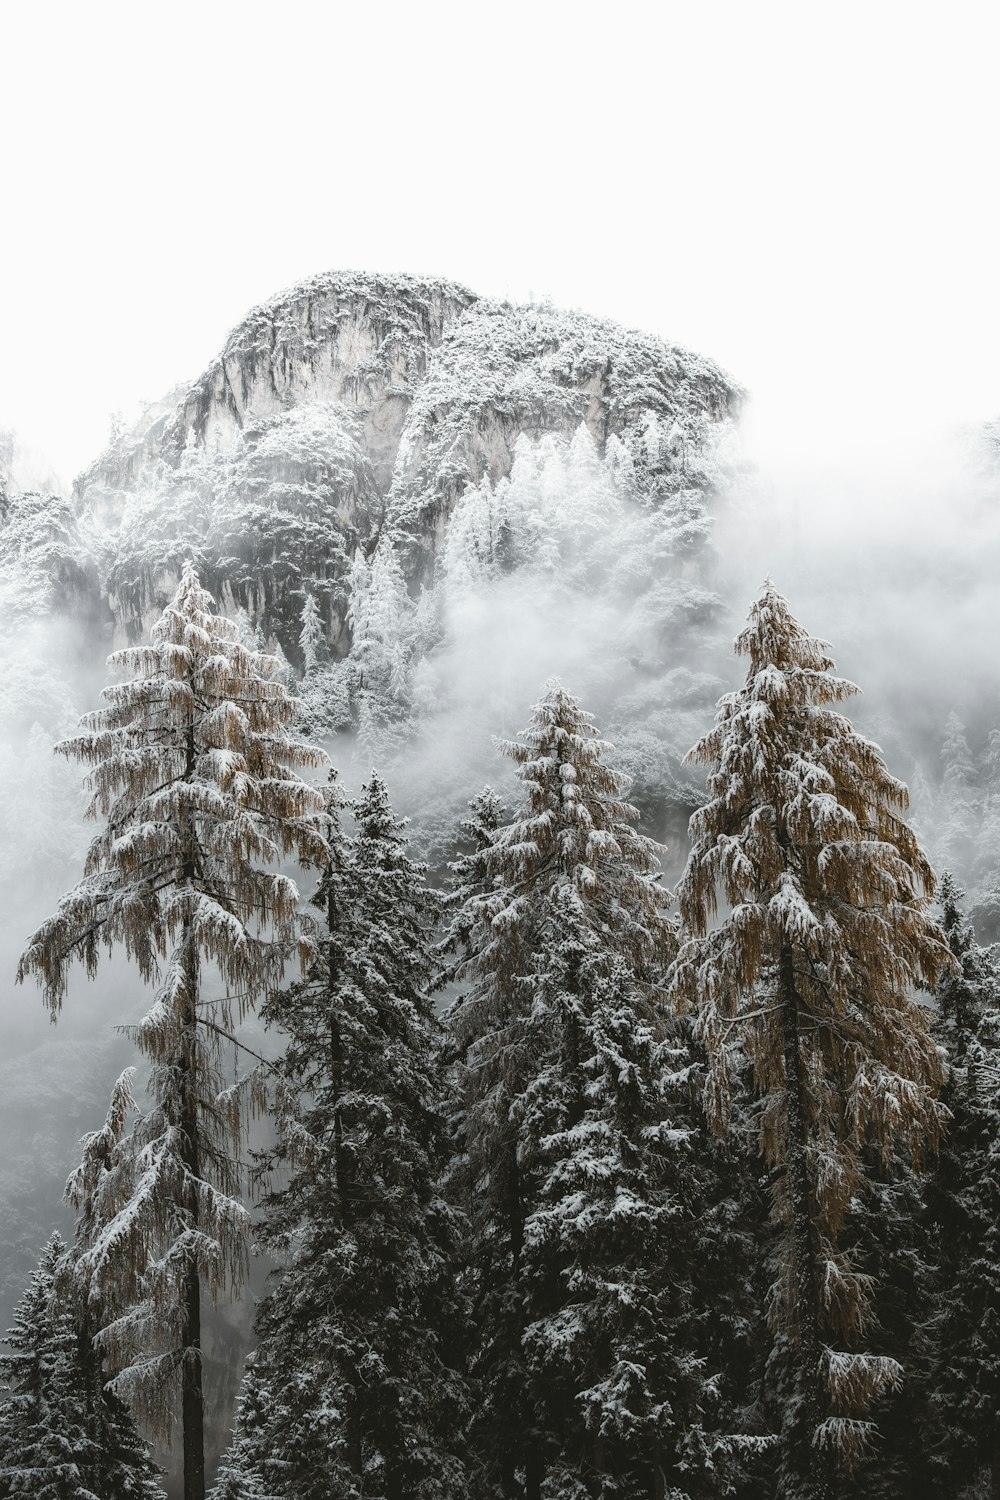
left=63, top=269, right=735, bottom=631
left=0, top=270, right=743, bottom=856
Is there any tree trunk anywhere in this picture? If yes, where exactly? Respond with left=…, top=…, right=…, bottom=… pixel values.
left=324, top=875, right=364, bottom=1486
left=180, top=996, right=205, bottom=1500
left=524, top=1445, right=543, bottom=1500
left=179, top=718, right=206, bottom=1500
left=991, top=1436, right=1000, bottom=1500
left=780, top=943, right=827, bottom=1500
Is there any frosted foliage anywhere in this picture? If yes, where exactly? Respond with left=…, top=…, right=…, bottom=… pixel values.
left=0, top=1233, right=165, bottom=1498
left=442, top=426, right=621, bottom=592
left=107, top=404, right=372, bottom=645
left=936, top=712, right=979, bottom=875
left=672, top=581, right=948, bottom=1472
left=0, top=490, right=87, bottom=625
left=387, top=293, right=738, bottom=533
left=214, top=775, right=472, bottom=1497
left=18, top=564, right=326, bottom=1450
left=298, top=593, right=323, bottom=675
left=444, top=685, right=706, bottom=1491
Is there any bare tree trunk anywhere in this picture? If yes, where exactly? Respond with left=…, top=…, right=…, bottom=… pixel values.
left=780, top=943, right=827, bottom=1500
left=991, top=1438, right=1000, bottom=1500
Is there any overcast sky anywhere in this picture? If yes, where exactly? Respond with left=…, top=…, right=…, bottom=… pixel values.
left=3, top=0, right=998, bottom=486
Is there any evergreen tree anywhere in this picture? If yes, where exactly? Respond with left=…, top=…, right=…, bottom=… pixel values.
left=18, top=563, right=325, bottom=1500
left=671, top=582, right=948, bottom=1500
left=936, top=712, right=978, bottom=881
left=921, top=875, right=1000, bottom=1499
left=437, top=785, right=506, bottom=983
left=0, top=1233, right=165, bottom=1499
left=451, top=681, right=739, bottom=1498
left=516, top=900, right=756, bottom=1499
left=212, top=773, right=473, bottom=1499
left=297, top=591, right=324, bottom=676
left=974, top=726, right=1000, bottom=941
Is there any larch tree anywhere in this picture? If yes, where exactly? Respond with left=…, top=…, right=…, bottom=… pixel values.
left=449, top=681, right=736, bottom=1498
left=0, top=1232, right=165, bottom=1500
left=17, top=562, right=326, bottom=1500
left=671, top=582, right=948, bottom=1500
left=212, top=772, right=473, bottom=1500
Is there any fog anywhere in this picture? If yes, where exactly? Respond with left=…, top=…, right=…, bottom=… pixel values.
left=3, top=387, right=1000, bottom=1495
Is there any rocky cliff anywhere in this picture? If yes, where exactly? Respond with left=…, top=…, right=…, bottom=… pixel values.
left=69, top=270, right=741, bottom=647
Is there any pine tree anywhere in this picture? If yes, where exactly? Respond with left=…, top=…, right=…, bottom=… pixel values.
left=449, top=681, right=739, bottom=1498
left=671, top=582, right=948, bottom=1499
left=921, top=875, right=1000, bottom=1499
left=936, top=712, right=978, bottom=881
left=297, top=592, right=324, bottom=676
left=212, top=773, right=473, bottom=1499
left=0, top=1233, right=165, bottom=1499
left=515, top=897, right=753, bottom=1499
left=437, top=786, right=507, bottom=984
left=974, top=726, right=1000, bottom=941
left=17, top=563, right=325, bottom=1500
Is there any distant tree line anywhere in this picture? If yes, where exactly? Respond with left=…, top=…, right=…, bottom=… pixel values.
left=4, top=568, right=999, bottom=1500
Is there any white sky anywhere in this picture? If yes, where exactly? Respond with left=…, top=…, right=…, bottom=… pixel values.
left=2, top=0, right=998, bottom=486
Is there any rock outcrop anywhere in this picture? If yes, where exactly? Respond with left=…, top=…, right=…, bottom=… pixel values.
left=68, top=269, right=741, bottom=650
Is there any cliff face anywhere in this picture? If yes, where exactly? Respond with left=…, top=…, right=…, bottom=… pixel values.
left=71, top=270, right=741, bottom=651
left=386, top=297, right=740, bottom=558
left=76, top=271, right=478, bottom=509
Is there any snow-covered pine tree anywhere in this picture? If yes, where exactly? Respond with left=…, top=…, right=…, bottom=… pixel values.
left=671, top=582, right=948, bottom=1500
left=0, top=1232, right=165, bottom=1500
left=17, top=563, right=326, bottom=1500
left=936, top=713, right=978, bottom=882
left=212, top=772, right=473, bottom=1500
left=973, top=726, right=1000, bottom=941
left=297, top=593, right=325, bottom=677
left=449, top=681, right=737, bottom=1498
left=516, top=896, right=757, bottom=1499
left=437, top=785, right=506, bottom=985
left=920, top=875, right=1000, bottom=1499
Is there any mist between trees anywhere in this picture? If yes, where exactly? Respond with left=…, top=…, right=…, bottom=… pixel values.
left=2, top=538, right=999, bottom=1499
left=2, top=390, right=1000, bottom=1497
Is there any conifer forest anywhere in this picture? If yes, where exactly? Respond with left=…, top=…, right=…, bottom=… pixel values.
left=3, top=264, right=1000, bottom=1500
left=3, top=18, right=1000, bottom=1497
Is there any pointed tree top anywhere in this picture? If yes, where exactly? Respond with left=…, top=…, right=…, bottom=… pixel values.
left=735, top=578, right=838, bottom=678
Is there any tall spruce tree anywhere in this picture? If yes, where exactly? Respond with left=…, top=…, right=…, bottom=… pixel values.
left=17, top=563, right=325, bottom=1500
left=0, top=1233, right=165, bottom=1500
left=671, top=582, right=948, bottom=1500
left=450, top=680, right=742, bottom=1498
left=921, top=875, right=1000, bottom=1499
left=211, top=772, right=473, bottom=1499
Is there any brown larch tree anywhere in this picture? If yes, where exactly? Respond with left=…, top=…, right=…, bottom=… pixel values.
left=17, top=562, right=325, bottom=1500
left=670, top=581, right=949, bottom=1500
